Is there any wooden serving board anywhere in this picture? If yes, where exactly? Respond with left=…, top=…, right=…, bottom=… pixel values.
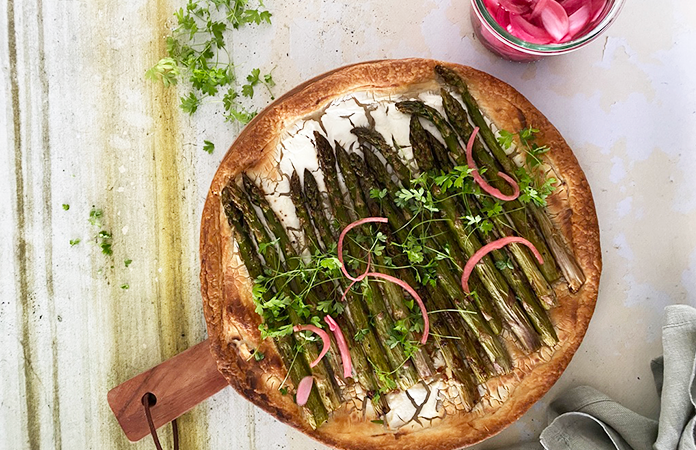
left=107, top=339, right=227, bottom=442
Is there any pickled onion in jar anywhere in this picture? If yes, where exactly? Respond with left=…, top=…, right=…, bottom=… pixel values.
left=483, top=0, right=609, bottom=44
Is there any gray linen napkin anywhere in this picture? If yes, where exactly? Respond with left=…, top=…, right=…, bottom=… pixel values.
left=540, top=386, right=657, bottom=450
left=653, top=305, right=696, bottom=450
left=492, top=304, right=696, bottom=450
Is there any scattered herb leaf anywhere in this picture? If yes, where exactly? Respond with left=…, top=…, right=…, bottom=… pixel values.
left=89, top=209, right=113, bottom=256
left=88, top=208, right=103, bottom=227
left=496, top=129, right=515, bottom=150
left=369, top=188, right=388, bottom=200
left=354, top=328, right=369, bottom=342
left=258, top=238, right=280, bottom=256
left=495, top=259, right=514, bottom=270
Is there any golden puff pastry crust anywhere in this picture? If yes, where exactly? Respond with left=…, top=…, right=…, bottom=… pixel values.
left=199, top=58, right=601, bottom=450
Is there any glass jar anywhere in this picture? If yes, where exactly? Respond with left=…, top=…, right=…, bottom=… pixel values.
left=470, top=0, right=626, bottom=61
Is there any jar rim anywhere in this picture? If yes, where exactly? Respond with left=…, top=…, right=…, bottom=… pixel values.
left=471, top=0, right=625, bottom=55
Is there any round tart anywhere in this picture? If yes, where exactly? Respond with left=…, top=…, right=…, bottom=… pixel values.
left=199, top=58, right=601, bottom=450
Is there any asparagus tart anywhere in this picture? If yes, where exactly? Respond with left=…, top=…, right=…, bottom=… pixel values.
left=199, top=58, right=601, bottom=450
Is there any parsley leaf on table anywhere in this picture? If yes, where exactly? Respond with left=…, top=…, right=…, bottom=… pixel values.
left=203, top=140, right=215, bottom=154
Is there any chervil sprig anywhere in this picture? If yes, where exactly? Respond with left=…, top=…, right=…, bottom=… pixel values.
left=496, top=126, right=558, bottom=206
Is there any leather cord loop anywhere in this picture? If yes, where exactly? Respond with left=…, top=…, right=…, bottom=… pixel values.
left=142, top=393, right=180, bottom=450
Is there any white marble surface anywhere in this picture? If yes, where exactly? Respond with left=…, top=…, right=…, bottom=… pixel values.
left=1, top=0, right=695, bottom=449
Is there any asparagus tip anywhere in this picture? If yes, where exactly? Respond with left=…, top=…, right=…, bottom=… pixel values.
left=314, top=132, right=336, bottom=170
left=289, top=169, right=302, bottom=199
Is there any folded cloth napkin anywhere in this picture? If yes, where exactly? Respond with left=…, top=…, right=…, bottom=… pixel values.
left=496, top=304, right=696, bottom=450
left=653, top=305, right=696, bottom=450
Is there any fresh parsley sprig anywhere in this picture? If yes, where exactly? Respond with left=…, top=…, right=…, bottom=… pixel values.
left=146, top=0, right=275, bottom=153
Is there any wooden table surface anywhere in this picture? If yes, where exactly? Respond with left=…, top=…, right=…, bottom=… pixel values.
left=2, top=0, right=695, bottom=448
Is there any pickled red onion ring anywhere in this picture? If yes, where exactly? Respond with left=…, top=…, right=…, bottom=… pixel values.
left=486, top=0, right=607, bottom=44
left=466, top=127, right=520, bottom=201
left=296, top=376, right=314, bottom=406
left=529, top=0, right=549, bottom=20
left=338, top=217, right=387, bottom=281
left=558, top=0, right=584, bottom=15
left=499, top=0, right=532, bottom=14
left=364, top=272, right=430, bottom=344
left=293, top=324, right=331, bottom=368
left=340, top=277, right=361, bottom=303
left=539, top=0, right=569, bottom=41
left=590, top=0, right=606, bottom=21
left=461, top=236, right=544, bottom=293
left=567, top=5, right=590, bottom=38
left=324, top=316, right=352, bottom=378
left=508, top=13, right=554, bottom=44
left=496, top=7, right=511, bottom=29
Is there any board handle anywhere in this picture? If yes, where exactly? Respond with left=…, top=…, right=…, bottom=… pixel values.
left=107, top=338, right=228, bottom=442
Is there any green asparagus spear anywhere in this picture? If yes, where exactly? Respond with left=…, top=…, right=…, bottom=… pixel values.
left=439, top=88, right=559, bottom=298
left=289, top=170, right=326, bottom=256
left=303, top=157, right=411, bottom=393
left=360, top=143, right=501, bottom=333
left=341, top=148, right=480, bottom=405
left=335, top=143, right=435, bottom=382
left=351, top=127, right=413, bottom=183
left=221, top=186, right=329, bottom=428
left=290, top=170, right=392, bottom=414
left=410, top=114, right=558, bottom=346
left=408, top=98, right=557, bottom=317
left=304, top=171, right=400, bottom=413
left=352, top=149, right=512, bottom=373
left=314, top=132, right=420, bottom=391
left=460, top=199, right=558, bottom=346
left=435, top=64, right=585, bottom=292
left=226, top=180, right=343, bottom=411
left=241, top=174, right=351, bottom=388
left=404, top=116, right=543, bottom=352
